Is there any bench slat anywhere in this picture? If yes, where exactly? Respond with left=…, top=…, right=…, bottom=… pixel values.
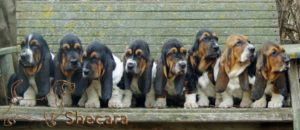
left=17, top=36, right=280, bottom=46
left=17, top=20, right=279, bottom=28
left=0, top=106, right=293, bottom=122
left=17, top=11, right=278, bottom=20
left=17, top=3, right=277, bottom=12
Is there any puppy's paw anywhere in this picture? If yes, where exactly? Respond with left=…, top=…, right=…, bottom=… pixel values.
left=218, top=99, right=233, bottom=108
left=184, top=101, right=198, bottom=109
left=122, top=100, right=131, bottom=108
left=197, top=98, right=209, bottom=107
left=19, top=99, right=36, bottom=107
left=268, top=101, right=283, bottom=108
left=251, top=99, right=267, bottom=108
left=78, top=99, right=85, bottom=107
left=85, top=100, right=100, bottom=108
left=108, top=99, right=123, bottom=108
left=155, top=98, right=166, bottom=108
left=145, top=98, right=156, bottom=108
left=240, top=98, right=252, bottom=108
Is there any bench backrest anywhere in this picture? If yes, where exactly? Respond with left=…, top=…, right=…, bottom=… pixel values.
left=16, top=0, right=279, bottom=58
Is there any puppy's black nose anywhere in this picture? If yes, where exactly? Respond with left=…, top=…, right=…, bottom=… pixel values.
left=284, top=58, right=290, bottom=64
left=213, top=46, right=219, bottom=51
left=179, top=62, right=186, bottom=69
left=83, top=69, right=90, bottom=75
left=20, top=54, right=27, bottom=60
left=248, top=47, right=255, bottom=53
left=127, top=62, right=135, bottom=70
left=70, top=59, right=78, bottom=65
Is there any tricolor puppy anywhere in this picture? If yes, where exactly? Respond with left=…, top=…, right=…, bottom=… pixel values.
left=184, top=29, right=221, bottom=108
left=7, top=33, right=53, bottom=107
left=48, top=34, right=83, bottom=107
left=215, top=34, right=256, bottom=108
left=121, top=39, right=156, bottom=108
left=251, top=42, right=289, bottom=108
left=154, top=38, right=187, bottom=108
left=78, top=41, right=123, bottom=108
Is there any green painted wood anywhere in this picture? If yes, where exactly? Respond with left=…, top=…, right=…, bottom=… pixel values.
left=17, top=28, right=279, bottom=36
left=282, top=44, right=300, bottom=59
left=0, top=46, right=17, bottom=56
left=287, top=61, right=300, bottom=130
left=17, top=0, right=276, bottom=3
left=17, top=3, right=277, bottom=12
left=0, top=106, right=293, bottom=122
left=16, top=36, right=280, bottom=46
left=16, top=11, right=278, bottom=20
left=17, top=20, right=279, bottom=28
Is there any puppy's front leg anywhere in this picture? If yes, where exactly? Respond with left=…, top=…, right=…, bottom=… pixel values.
left=122, top=90, right=132, bottom=108
left=108, top=86, right=123, bottom=108
left=218, top=91, right=233, bottom=108
left=19, top=87, right=36, bottom=107
left=268, top=92, right=284, bottom=108
left=184, top=93, right=198, bottom=108
left=240, top=90, right=252, bottom=108
left=251, top=94, right=267, bottom=108
left=155, top=97, right=167, bottom=108
left=197, top=88, right=209, bottom=107
left=145, top=86, right=156, bottom=108
left=85, top=86, right=100, bottom=108
left=78, top=92, right=87, bottom=107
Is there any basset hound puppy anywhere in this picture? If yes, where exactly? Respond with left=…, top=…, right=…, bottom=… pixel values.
left=48, top=34, right=84, bottom=107
left=120, top=39, right=156, bottom=108
left=154, top=38, right=187, bottom=108
left=251, top=42, right=290, bottom=108
left=215, top=34, right=256, bottom=108
left=7, top=33, right=54, bottom=107
left=77, top=41, right=123, bottom=108
left=184, top=29, right=221, bottom=108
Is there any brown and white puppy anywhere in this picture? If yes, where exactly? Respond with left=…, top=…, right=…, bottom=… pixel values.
left=215, top=34, right=255, bottom=108
left=251, top=42, right=289, bottom=108
left=184, top=29, right=221, bottom=108
left=154, top=38, right=187, bottom=108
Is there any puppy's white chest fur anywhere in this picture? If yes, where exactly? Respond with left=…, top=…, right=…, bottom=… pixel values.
left=198, top=72, right=211, bottom=89
left=28, top=77, right=38, bottom=94
left=130, top=77, right=141, bottom=95
left=89, top=80, right=102, bottom=97
left=265, top=81, right=273, bottom=95
left=228, top=77, right=240, bottom=90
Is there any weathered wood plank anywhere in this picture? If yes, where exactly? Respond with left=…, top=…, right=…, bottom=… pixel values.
left=16, top=11, right=278, bottom=20
left=17, top=28, right=279, bottom=37
left=0, top=54, right=15, bottom=105
left=288, top=61, right=300, bottom=130
left=16, top=36, right=280, bottom=46
left=17, top=0, right=277, bottom=3
left=17, top=20, right=279, bottom=28
left=0, top=46, right=17, bottom=56
left=0, top=106, right=293, bottom=122
left=17, top=3, right=277, bottom=12
left=281, top=44, right=300, bottom=59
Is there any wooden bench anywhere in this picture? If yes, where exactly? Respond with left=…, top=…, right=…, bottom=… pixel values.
left=0, top=0, right=299, bottom=129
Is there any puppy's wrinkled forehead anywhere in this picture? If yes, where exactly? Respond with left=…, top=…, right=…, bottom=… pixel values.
left=198, top=31, right=217, bottom=40
left=226, top=34, right=249, bottom=47
left=265, top=42, right=285, bottom=55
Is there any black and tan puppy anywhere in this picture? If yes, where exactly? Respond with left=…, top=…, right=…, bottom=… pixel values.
left=154, top=38, right=187, bottom=108
left=77, top=41, right=123, bottom=108
left=215, top=34, right=256, bottom=108
left=7, top=33, right=53, bottom=107
left=184, top=29, right=221, bottom=108
left=251, top=42, right=289, bottom=108
left=121, top=39, right=156, bottom=108
left=48, top=34, right=84, bottom=107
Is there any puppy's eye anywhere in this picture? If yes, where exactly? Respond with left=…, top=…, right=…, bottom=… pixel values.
left=20, top=41, right=25, bottom=47
left=271, top=51, right=277, bottom=57
left=235, top=41, right=242, bottom=47
left=203, top=36, right=210, bottom=41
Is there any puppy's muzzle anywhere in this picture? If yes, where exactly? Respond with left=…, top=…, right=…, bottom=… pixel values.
left=179, top=62, right=186, bottom=69
left=82, top=68, right=90, bottom=77
left=127, top=62, right=136, bottom=70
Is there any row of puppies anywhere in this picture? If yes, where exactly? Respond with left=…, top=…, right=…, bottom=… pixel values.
left=7, top=30, right=289, bottom=108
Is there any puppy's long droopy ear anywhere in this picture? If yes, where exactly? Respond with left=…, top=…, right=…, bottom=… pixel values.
left=35, top=51, right=51, bottom=97
left=215, top=48, right=230, bottom=93
left=251, top=49, right=268, bottom=100
left=239, top=68, right=250, bottom=91
left=72, top=69, right=88, bottom=96
left=215, top=63, right=229, bottom=92
left=251, top=71, right=268, bottom=100
left=174, top=74, right=185, bottom=95
left=138, top=60, right=153, bottom=95
left=100, top=57, right=115, bottom=102
left=274, top=72, right=288, bottom=98
left=154, top=61, right=167, bottom=97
